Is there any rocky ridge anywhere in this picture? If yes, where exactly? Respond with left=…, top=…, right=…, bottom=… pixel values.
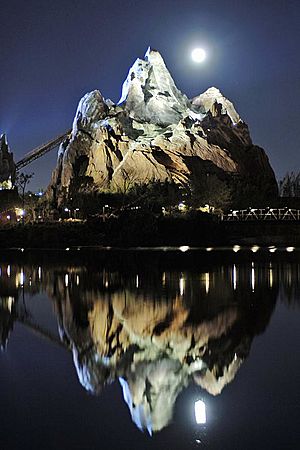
left=49, top=48, right=277, bottom=204
left=0, top=134, right=16, bottom=188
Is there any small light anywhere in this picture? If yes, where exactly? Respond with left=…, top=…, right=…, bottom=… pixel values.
left=206, top=247, right=213, bottom=252
left=233, top=245, right=240, bottom=252
left=251, top=245, right=259, bottom=253
left=286, top=246, right=295, bottom=252
left=64, top=208, right=69, bottom=212
left=269, top=246, right=277, bottom=253
left=6, top=215, right=10, bottom=220
left=179, top=245, right=190, bottom=252
left=195, top=400, right=206, bottom=424
left=65, top=247, right=70, bottom=251
left=64, top=274, right=69, bottom=287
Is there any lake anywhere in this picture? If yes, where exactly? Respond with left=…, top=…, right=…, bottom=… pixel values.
left=0, top=248, right=299, bottom=449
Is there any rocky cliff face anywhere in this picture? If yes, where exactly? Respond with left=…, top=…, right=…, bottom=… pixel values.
left=49, top=48, right=277, bottom=204
left=0, top=134, right=16, bottom=188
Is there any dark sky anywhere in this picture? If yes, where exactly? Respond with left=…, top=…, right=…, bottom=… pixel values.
left=1, top=0, right=299, bottom=191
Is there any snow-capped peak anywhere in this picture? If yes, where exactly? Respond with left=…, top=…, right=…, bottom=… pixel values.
left=192, top=87, right=241, bottom=124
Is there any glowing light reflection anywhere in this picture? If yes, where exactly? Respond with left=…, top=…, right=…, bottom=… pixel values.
left=179, top=275, right=185, bottom=296
left=251, top=263, right=255, bottom=291
left=179, top=245, right=190, bottom=252
left=233, top=264, right=237, bottom=290
left=286, top=247, right=295, bottom=252
left=195, top=400, right=206, bottom=424
left=205, top=272, right=210, bottom=294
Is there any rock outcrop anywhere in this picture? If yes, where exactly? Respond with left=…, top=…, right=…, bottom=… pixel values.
left=49, top=48, right=277, bottom=204
left=0, top=134, right=16, bottom=188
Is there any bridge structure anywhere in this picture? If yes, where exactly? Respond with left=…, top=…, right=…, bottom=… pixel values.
left=15, top=129, right=71, bottom=171
left=222, top=207, right=300, bottom=222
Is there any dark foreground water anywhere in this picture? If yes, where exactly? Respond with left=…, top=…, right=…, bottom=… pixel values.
left=0, top=249, right=299, bottom=450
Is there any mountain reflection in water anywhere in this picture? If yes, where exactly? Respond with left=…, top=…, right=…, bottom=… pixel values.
left=0, top=254, right=299, bottom=435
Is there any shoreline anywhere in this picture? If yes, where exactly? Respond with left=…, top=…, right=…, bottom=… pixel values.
left=1, top=217, right=300, bottom=249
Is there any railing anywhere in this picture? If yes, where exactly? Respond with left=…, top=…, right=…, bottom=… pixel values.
left=15, top=129, right=71, bottom=170
left=222, top=208, right=300, bottom=221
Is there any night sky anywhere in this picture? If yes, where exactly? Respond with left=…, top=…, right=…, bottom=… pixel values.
left=1, top=0, right=300, bottom=191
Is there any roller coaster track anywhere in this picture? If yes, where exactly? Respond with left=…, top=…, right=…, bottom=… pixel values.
left=15, top=129, right=71, bottom=170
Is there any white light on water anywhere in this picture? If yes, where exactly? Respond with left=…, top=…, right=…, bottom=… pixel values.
left=251, top=263, right=255, bottom=292
left=64, top=274, right=69, bottom=287
left=179, top=245, right=190, bottom=252
left=179, top=275, right=185, bottom=295
left=233, top=264, right=237, bottom=290
left=195, top=400, right=206, bottom=424
left=16, top=271, right=24, bottom=287
left=286, top=247, right=295, bottom=252
left=205, top=272, right=210, bottom=294
left=269, top=267, right=273, bottom=288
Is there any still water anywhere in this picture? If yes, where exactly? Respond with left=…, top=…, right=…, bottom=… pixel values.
left=0, top=249, right=299, bottom=450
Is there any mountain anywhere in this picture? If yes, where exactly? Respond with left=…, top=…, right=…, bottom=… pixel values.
left=49, top=48, right=278, bottom=204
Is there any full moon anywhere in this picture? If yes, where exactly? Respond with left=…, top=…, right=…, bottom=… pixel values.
left=191, top=48, right=206, bottom=63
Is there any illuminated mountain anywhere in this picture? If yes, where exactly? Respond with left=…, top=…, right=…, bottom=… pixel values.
left=49, top=48, right=277, bottom=204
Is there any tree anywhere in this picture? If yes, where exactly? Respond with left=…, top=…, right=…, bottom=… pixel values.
left=279, top=172, right=300, bottom=197
left=189, top=173, right=232, bottom=212
left=15, top=172, right=34, bottom=222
